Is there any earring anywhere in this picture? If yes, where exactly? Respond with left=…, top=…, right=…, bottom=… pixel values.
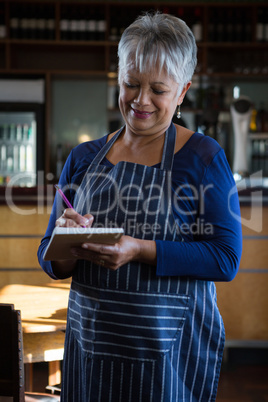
left=177, top=104, right=181, bottom=119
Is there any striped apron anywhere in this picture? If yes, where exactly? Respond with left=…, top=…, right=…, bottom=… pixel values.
left=61, top=123, right=225, bottom=402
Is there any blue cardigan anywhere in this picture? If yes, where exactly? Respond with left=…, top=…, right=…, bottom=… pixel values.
left=38, top=131, right=242, bottom=282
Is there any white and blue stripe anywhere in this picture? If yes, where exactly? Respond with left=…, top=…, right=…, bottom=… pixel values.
left=61, top=124, right=225, bottom=401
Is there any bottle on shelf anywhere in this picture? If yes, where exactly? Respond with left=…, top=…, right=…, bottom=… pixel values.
left=87, top=9, right=98, bottom=41
left=0, top=143, right=7, bottom=172
left=13, top=144, right=19, bottom=172
left=256, top=102, right=267, bottom=133
left=96, top=10, right=106, bottom=41
left=256, top=8, right=264, bottom=42
left=264, top=8, right=268, bottom=42
left=69, top=7, right=79, bottom=41
left=20, top=5, right=29, bottom=39
left=10, top=4, right=20, bottom=39
left=16, top=124, right=22, bottom=141
left=46, top=6, right=55, bottom=40
left=192, top=7, right=202, bottom=42
left=77, top=7, right=87, bottom=41
left=215, top=8, right=224, bottom=42
left=36, top=4, right=46, bottom=40
left=19, top=144, right=26, bottom=172
left=243, top=8, right=252, bottom=42
left=225, top=9, right=234, bottom=42
left=250, top=106, right=258, bottom=133
left=208, top=9, right=216, bottom=42
left=7, top=145, right=14, bottom=172
left=177, top=7, right=184, bottom=23
left=0, top=5, right=6, bottom=39
left=60, top=6, right=69, bottom=41
left=26, top=144, right=33, bottom=172
left=28, top=4, right=37, bottom=40
left=109, top=19, right=118, bottom=41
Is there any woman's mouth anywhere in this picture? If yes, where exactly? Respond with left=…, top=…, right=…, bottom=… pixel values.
left=131, top=108, right=153, bottom=119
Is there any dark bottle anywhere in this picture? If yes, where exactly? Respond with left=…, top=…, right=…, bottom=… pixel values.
left=47, top=6, right=55, bottom=40
left=109, top=15, right=118, bottom=41
left=177, top=7, right=184, bottom=19
left=20, top=6, right=29, bottom=39
left=0, top=5, right=6, bottom=39
left=264, top=8, right=268, bottom=42
left=69, top=7, right=78, bottom=40
left=256, top=103, right=266, bottom=133
left=96, top=10, right=106, bottom=41
left=214, top=8, right=224, bottom=42
left=208, top=9, right=216, bottom=42
left=87, top=9, right=97, bottom=41
left=243, top=8, right=252, bottom=42
left=256, top=8, right=264, bottom=42
left=225, top=9, right=234, bottom=42
left=38, top=5, right=46, bottom=40
left=10, top=4, right=19, bottom=38
left=234, top=8, right=243, bottom=42
left=60, top=6, right=69, bottom=40
left=192, top=7, right=202, bottom=42
left=28, top=4, right=37, bottom=40
left=77, top=7, right=87, bottom=41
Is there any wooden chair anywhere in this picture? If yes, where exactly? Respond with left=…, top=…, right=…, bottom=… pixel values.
left=0, top=303, right=60, bottom=402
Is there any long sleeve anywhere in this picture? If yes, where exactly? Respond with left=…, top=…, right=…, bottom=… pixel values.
left=155, top=148, right=242, bottom=282
left=37, top=136, right=107, bottom=279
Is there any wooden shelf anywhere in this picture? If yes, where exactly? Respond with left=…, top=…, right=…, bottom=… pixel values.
left=0, top=1, right=267, bottom=76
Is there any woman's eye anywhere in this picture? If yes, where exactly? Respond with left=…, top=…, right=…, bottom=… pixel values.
left=153, top=89, right=165, bottom=95
left=125, top=82, right=137, bottom=89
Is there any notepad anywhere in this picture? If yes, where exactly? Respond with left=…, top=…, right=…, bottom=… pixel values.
left=43, top=226, right=124, bottom=261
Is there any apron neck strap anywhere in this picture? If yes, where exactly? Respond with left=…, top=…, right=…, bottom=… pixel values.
left=90, top=126, right=124, bottom=166
left=91, top=122, right=177, bottom=171
left=160, top=122, right=176, bottom=171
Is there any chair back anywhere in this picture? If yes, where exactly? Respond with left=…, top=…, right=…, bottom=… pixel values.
left=0, top=303, right=25, bottom=402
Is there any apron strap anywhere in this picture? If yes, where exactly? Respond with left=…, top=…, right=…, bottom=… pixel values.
left=90, top=126, right=125, bottom=166
left=90, top=122, right=177, bottom=171
left=160, top=122, right=176, bottom=171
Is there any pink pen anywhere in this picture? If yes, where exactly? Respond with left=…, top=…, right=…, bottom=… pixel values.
left=55, top=184, right=73, bottom=209
left=55, top=185, right=86, bottom=227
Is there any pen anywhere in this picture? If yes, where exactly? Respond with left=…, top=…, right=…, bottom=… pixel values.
left=55, top=184, right=87, bottom=228
left=55, top=184, right=73, bottom=209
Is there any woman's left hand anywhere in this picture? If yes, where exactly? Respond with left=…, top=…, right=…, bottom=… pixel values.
left=70, top=235, right=156, bottom=270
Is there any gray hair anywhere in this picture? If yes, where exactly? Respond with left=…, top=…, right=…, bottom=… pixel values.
left=118, top=12, right=197, bottom=93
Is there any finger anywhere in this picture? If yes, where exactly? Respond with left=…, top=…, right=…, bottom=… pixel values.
left=56, top=217, right=80, bottom=228
left=70, top=247, right=105, bottom=263
left=63, top=208, right=92, bottom=227
left=81, top=242, right=116, bottom=255
left=83, top=214, right=94, bottom=227
left=55, top=217, right=66, bottom=227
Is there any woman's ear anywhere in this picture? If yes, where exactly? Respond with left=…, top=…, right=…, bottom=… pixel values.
left=178, top=82, right=192, bottom=105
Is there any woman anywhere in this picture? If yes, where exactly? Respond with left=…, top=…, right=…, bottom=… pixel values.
left=38, top=12, right=242, bottom=402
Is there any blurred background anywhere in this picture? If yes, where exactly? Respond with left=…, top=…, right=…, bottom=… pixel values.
left=0, top=1, right=267, bottom=400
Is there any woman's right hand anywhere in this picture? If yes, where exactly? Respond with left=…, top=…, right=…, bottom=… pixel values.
left=51, top=209, right=94, bottom=279
left=55, top=208, right=94, bottom=229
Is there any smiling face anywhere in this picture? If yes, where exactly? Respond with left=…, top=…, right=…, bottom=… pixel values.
left=118, top=67, right=189, bottom=139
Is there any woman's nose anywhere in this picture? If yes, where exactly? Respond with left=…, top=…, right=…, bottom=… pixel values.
left=135, top=89, right=150, bottom=105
